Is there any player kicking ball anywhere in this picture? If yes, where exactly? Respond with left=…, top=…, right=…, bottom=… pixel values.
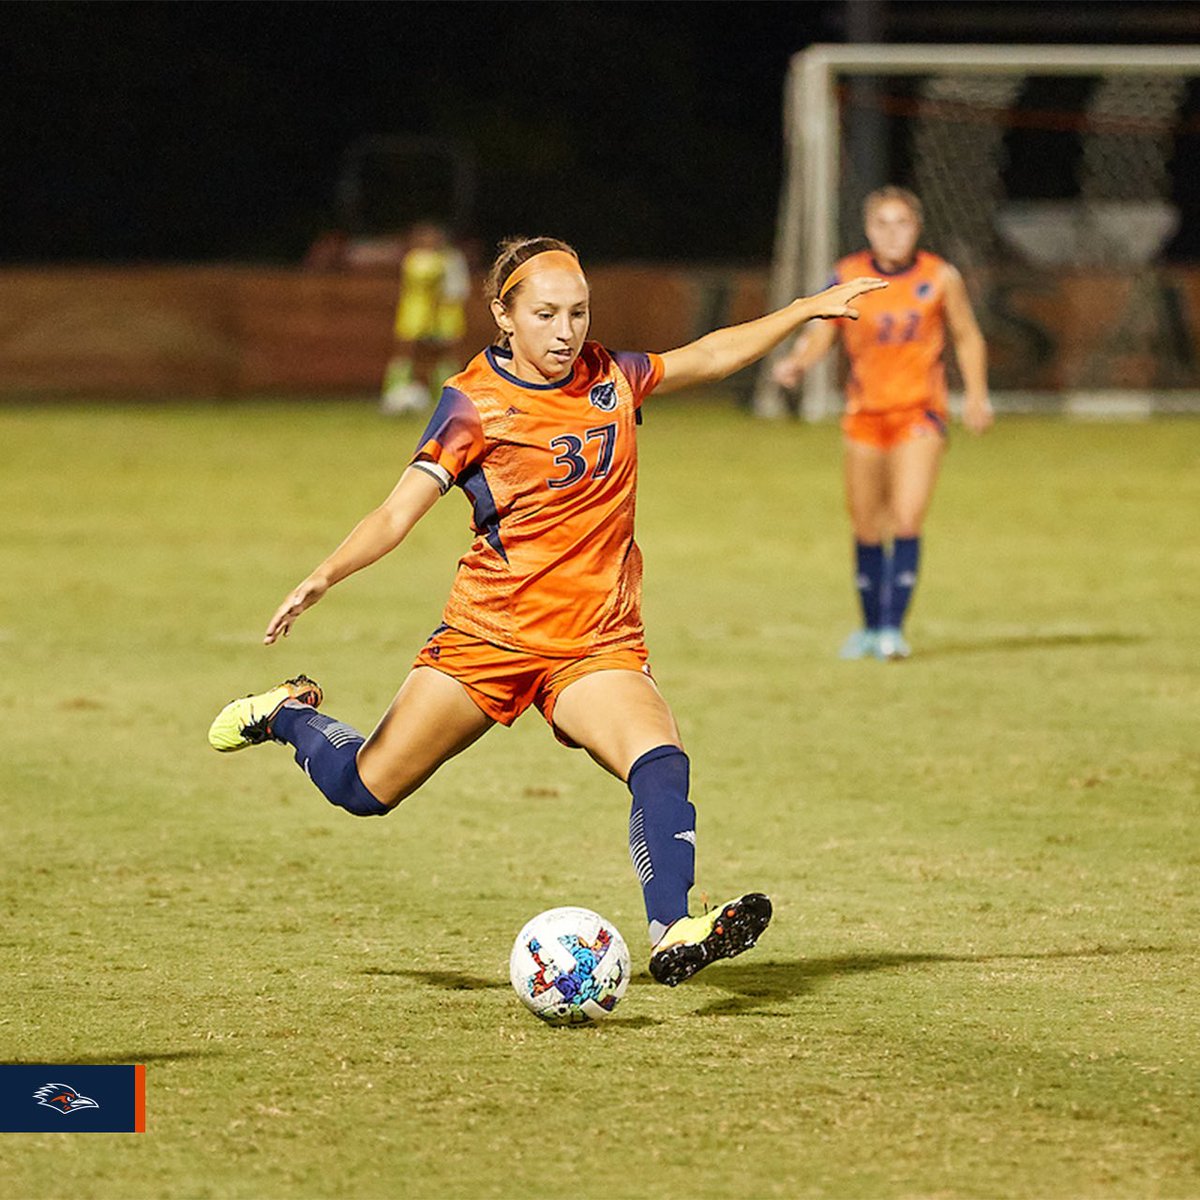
left=209, top=238, right=883, bottom=985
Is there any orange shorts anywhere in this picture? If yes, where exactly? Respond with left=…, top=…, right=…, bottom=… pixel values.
left=842, top=407, right=947, bottom=451
left=413, top=624, right=652, bottom=743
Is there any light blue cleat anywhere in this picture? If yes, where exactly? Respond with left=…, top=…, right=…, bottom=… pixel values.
left=875, top=626, right=912, bottom=660
left=839, top=629, right=879, bottom=660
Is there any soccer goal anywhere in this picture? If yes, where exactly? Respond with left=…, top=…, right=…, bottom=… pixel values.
left=756, top=44, right=1200, bottom=419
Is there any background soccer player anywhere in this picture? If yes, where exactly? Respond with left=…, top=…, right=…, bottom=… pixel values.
left=774, top=186, right=993, bottom=660
left=209, top=237, right=884, bottom=985
left=380, top=222, right=470, bottom=414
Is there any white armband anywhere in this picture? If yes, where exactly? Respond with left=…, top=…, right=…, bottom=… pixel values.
left=411, top=460, right=453, bottom=495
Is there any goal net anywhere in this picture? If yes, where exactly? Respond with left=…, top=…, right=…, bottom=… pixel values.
left=757, top=45, right=1200, bottom=419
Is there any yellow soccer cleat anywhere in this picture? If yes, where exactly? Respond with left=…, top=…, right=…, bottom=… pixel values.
left=648, top=892, right=772, bottom=987
left=207, top=675, right=323, bottom=752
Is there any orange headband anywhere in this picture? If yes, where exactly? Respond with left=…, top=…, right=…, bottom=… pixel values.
left=498, top=249, right=585, bottom=299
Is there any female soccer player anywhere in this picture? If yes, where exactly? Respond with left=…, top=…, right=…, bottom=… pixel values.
left=773, top=186, right=992, bottom=660
left=209, top=237, right=884, bottom=986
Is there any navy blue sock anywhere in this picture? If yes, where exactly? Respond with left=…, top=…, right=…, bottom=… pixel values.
left=884, top=535, right=921, bottom=629
left=854, top=541, right=885, bottom=630
left=270, top=704, right=390, bottom=817
left=627, top=745, right=695, bottom=944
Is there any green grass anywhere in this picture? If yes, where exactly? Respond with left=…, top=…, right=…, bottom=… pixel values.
left=1, top=399, right=1197, bottom=1199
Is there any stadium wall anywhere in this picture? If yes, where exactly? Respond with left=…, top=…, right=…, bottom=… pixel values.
left=0, top=265, right=768, bottom=398
left=0, top=264, right=1197, bottom=400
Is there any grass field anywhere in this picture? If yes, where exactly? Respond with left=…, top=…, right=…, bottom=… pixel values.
left=1, top=399, right=1197, bottom=1199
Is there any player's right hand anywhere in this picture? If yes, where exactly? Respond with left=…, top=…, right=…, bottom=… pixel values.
left=772, top=357, right=805, bottom=389
left=264, top=576, right=329, bottom=644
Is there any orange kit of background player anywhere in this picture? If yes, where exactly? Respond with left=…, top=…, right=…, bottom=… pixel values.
left=775, top=186, right=993, bottom=660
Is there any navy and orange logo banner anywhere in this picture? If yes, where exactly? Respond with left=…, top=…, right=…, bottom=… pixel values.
left=0, top=1064, right=145, bottom=1133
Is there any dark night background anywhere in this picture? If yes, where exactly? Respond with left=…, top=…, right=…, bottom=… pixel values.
left=5, top=0, right=1200, bottom=267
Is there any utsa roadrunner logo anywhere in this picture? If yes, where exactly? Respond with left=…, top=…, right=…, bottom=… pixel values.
left=589, top=382, right=617, bottom=411
left=33, top=1082, right=100, bottom=1114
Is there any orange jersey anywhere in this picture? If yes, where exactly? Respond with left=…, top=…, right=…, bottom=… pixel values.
left=833, top=249, right=950, bottom=415
left=411, top=342, right=664, bottom=656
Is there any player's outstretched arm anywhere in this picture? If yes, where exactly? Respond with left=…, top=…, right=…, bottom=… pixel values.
left=264, top=466, right=444, bottom=644
left=654, top=277, right=885, bottom=396
left=943, top=266, right=992, bottom=435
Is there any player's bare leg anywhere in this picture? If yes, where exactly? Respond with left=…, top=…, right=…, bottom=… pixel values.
left=844, top=438, right=890, bottom=542
left=553, top=669, right=770, bottom=985
left=842, top=440, right=890, bottom=658
left=887, top=431, right=944, bottom=538
left=551, top=668, right=681, bottom=779
left=358, top=666, right=495, bottom=805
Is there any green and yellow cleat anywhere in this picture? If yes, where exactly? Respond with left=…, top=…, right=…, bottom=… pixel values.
left=207, top=675, right=323, bottom=752
left=648, top=893, right=772, bottom=987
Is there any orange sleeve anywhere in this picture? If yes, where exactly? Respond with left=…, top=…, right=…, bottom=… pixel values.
left=611, top=351, right=665, bottom=405
left=411, top=385, right=486, bottom=487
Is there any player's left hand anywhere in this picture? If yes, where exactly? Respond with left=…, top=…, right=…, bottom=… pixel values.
left=962, top=397, right=994, bottom=435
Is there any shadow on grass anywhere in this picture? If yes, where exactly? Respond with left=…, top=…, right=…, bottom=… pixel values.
left=516, top=1013, right=663, bottom=1032
left=18, top=1050, right=223, bottom=1065
left=368, top=967, right=665, bottom=1029
left=364, top=945, right=1181, bottom=1022
left=363, top=967, right=509, bottom=991
left=690, top=944, right=1180, bottom=1017
left=919, top=631, right=1146, bottom=659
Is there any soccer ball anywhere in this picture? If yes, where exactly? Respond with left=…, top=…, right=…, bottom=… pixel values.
left=509, top=906, right=631, bottom=1026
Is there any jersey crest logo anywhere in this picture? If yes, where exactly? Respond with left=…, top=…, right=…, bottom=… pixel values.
left=589, top=382, right=617, bottom=412
left=916, top=282, right=932, bottom=299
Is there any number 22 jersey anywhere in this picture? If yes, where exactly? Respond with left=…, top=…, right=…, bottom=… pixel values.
left=833, top=249, right=950, bottom=415
left=410, top=342, right=664, bottom=656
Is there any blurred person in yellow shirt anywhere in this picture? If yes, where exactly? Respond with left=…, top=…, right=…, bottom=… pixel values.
left=381, top=222, right=470, bottom=414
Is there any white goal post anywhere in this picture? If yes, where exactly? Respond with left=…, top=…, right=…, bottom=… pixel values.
left=756, top=44, right=1200, bottom=419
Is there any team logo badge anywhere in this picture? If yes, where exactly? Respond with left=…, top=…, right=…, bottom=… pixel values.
left=589, top=382, right=617, bottom=411
left=916, top=282, right=932, bottom=299
left=33, top=1083, right=99, bottom=1115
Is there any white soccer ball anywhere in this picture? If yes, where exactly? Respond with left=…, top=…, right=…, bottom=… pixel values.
left=509, top=906, right=631, bottom=1026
